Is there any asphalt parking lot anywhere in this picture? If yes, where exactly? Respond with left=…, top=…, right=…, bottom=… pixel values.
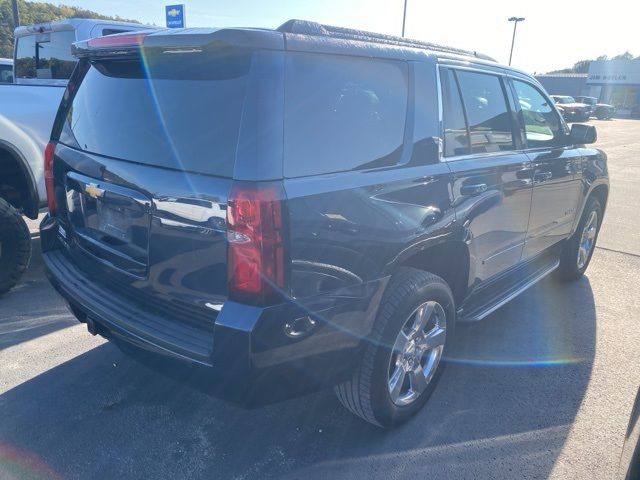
left=1, top=119, right=639, bottom=480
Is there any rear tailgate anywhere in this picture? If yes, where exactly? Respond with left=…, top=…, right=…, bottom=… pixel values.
left=48, top=32, right=281, bottom=358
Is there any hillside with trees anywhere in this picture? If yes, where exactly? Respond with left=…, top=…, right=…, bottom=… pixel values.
left=0, top=0, right=139, bottom=57
left=548, top=51, right=638, bottom=74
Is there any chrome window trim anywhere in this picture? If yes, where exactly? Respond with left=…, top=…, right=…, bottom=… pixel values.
left=443, top=150, right=527, bottom=163
left=435, top=65, right=444, bottom=162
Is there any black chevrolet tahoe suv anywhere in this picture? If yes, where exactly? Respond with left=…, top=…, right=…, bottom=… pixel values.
left=40, top=20, right=609, bottom=428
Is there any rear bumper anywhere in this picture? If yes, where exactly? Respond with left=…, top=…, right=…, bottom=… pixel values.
left=41, top=215, right=387, bottom=403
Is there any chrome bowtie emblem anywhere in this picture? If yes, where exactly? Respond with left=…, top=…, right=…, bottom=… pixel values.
left=84, top=183, right=105, bottom=199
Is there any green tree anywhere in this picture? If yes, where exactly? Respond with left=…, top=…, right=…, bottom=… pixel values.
left=547, top=52, right=637, bottom=74
left=612, top=51, right=634, bottom=61
left=0, top=0, right=140, bottom=58
left=548, top=59, right=593, bottom=74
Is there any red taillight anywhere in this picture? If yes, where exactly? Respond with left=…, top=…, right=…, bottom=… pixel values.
left=87, top=32, right=147, bottom=48
left=44, top=142, right=57, bottom=214
left=227, top=183, right=286, bottom=302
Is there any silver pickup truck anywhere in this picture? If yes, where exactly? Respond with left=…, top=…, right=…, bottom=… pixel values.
left=0, top=18, right=150, bottom=293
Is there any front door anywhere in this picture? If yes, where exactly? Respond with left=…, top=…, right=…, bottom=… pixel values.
left=510, top=78, right=583, bottom=259
left=440, top=67, right=533, bottom=287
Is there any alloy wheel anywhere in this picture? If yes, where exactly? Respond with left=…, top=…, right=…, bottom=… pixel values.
left=577, top=210, right=598, bottom=269
left=387, top=301, right=447, bottom=406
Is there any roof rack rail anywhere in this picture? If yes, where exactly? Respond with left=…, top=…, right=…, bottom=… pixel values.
left=277, top=19, right=496, bottom=62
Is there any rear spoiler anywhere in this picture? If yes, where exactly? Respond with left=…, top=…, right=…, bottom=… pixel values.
left=72, top=28, right=284, bottom=58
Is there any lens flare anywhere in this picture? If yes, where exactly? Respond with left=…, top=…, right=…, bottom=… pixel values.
left=0, top=442, right=60, bottom=480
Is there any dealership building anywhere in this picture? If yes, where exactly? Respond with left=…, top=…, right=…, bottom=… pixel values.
left=536, top=59, right=640, bottom=116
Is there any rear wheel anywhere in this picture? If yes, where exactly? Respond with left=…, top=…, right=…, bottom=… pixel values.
left=0, top=198, right=31, bottom=295
left=558, top=197, right=602, bottom=281
left=335, top=268, right=455, bottom=428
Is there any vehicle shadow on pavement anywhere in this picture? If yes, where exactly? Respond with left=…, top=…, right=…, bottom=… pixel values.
left=0, top=236, right=78, bottom=350
left=0, top=276, right=595, bottom=480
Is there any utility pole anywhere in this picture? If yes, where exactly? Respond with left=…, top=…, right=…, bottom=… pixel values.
left=401, top=0, right=408, bottom=37
left=11, top=0, right=20, bottom=28
left=508, top=17, right=525, bottom=66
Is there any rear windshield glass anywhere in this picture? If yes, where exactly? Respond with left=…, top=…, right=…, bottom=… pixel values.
left=284, top=53, right=408, bottom=177
left=60, top=48, right=252, bottom=177
left=15, top=30, right=76, bottom=80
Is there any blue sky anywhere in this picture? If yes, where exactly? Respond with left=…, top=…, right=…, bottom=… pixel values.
left=53, top=0, right=632, bottom=73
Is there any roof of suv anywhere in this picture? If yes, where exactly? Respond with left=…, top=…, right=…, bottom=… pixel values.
left=74, top=19, right=499, bottom=66
left=277, top=19, right=496, bottom=62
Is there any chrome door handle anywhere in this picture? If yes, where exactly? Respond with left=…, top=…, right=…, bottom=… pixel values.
left=460, top=183, right=488, bottom=196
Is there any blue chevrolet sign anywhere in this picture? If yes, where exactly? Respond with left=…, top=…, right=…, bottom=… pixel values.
left=165, top=4, right=186, bottom=28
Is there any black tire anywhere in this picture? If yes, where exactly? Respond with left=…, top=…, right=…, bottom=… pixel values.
left=0, top=198, right=31, bottom=295
left=335, top=268, right=455, bottom=428
left=558, top=197, right=602, bottom=281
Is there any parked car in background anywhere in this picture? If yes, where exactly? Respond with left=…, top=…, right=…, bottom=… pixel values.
left=41, top=20, right=609, bottom=428
left=575, top=96, right=616, bottom=119
left=0, top=18, right=150, bottom=295
left=0, top=58, right=13, bottom=83
left=551, top=95, right=591, bottom=122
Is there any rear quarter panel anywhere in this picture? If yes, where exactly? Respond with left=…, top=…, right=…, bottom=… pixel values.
left=572, top=146, right=609, bottom=233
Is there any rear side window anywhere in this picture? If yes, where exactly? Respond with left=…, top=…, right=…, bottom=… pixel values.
left=60, top=48, right=253, bottom=177
left=15, top=30, right=76, bottom=80
left=455, top=70, right=514, bottom=154
left=284, top=53, right=408, bottom=177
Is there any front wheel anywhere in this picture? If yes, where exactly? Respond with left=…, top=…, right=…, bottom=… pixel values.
left=558, top=197, right=602, bottom=281
left=335, top=268, right=455, bottom=428
left=0, top=198, right=31, bottom=295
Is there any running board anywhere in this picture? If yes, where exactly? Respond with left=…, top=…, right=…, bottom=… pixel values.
left=457, top=259, right=560, bottom=322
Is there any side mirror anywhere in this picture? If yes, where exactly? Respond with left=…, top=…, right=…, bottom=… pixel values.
left=569, top=123, right=597, bottom=145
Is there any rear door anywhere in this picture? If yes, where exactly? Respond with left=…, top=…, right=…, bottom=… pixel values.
left=440, top=66, right=533, bottom=287
left=509, top=78, right=583, bottom=258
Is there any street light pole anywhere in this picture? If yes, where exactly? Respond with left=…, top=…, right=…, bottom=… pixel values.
left=508, top=16, right=525, bottom=66
left=11, top=0, right=20, bottom=28
left=401, top=0, right=408, bottom=37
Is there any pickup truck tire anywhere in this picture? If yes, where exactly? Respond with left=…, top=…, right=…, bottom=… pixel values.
left=558, top=197, right=602, bottom=281
left=0, top=198, right=31, bottom=295
left=335, top=268, right=455, bottom=428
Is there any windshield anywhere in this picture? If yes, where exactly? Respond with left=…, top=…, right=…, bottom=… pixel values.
left=14, top=30, right=76, bottom=80
left=555, top=96, right=576, bottom=104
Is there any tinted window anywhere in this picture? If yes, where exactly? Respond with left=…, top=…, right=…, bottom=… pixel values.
left=456, top=70, right=514, bottom=154
left=15, top=31, right=76, bottom=80
left=284, top=53, right=408, bottom=177
left=513, top=80, right=564, bottom=148
left=102, top=29, right=130, bottom=36
left=61, top=49, right=252, bottom=177
left=0, top=64, right=12, bottom=83
left=441, top=69, right=470, bottom=156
